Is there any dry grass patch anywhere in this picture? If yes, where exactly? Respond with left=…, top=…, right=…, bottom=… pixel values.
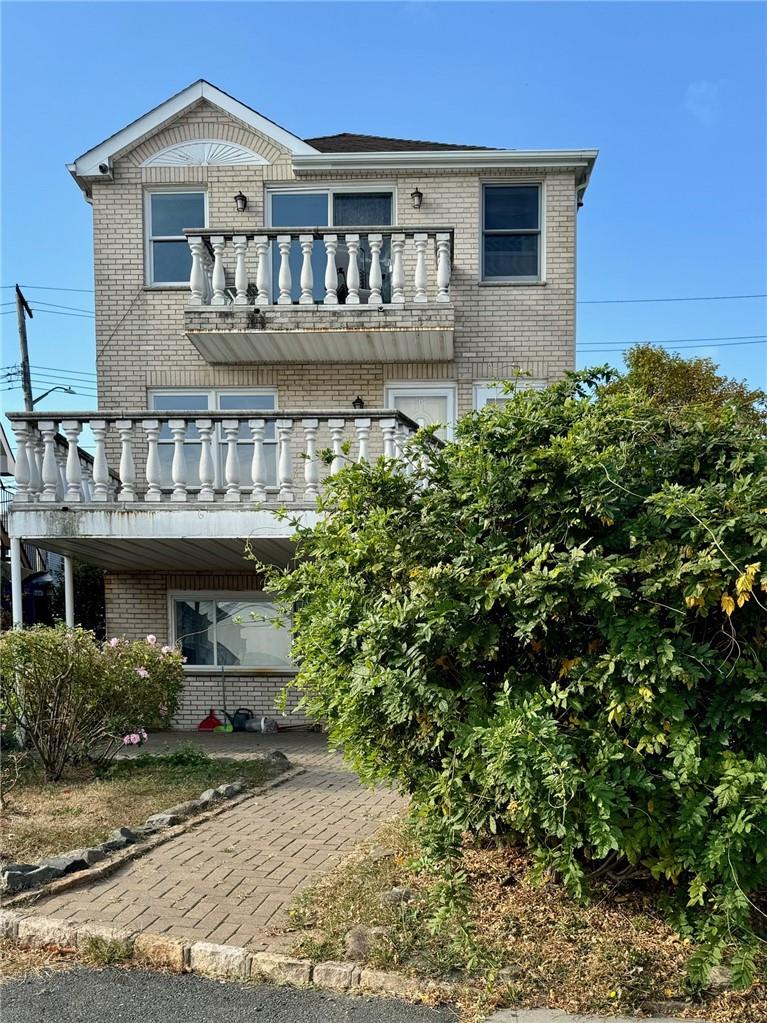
left=287, top=820, right=766, bottom=1022
left=0, top=938, right=75, bottom=983
left=0, top=743, right=282, bottom=865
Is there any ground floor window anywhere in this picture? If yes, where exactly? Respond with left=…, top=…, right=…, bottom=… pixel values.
left=171, top=594, right=292, bottom=669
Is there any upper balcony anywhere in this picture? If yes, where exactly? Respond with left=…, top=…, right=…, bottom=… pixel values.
left=183, top=227, right=454, bottom=364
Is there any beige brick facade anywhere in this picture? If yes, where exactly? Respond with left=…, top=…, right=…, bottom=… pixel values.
left=84, top=94, right=583, bottom=726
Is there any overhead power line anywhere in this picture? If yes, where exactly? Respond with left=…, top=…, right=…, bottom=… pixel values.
left=1, top=285, right=95, bottom=293
left=31, top=300, right=95, bottom=315
left=579, top=334, right=767, bottom=349
left=29, top=307, right=95, bottom=319
left=30, top=364, right=97, bottom=379
left=578, top=292, right=767, bottom=305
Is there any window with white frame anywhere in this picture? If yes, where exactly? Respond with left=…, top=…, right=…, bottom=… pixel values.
left=171, top=594, right=292, bottom=669
left=481, top=184, right=541, bottom=282
left=150, top=390, right=277, bottom=489
left=385, top=384, right=456, bottom=441
left=146, top=190, right=206, bottom=284
left=473, top=380, right=546, bottom=408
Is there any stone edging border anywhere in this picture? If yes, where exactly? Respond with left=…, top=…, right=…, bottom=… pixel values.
left=1, top=764, right=305, bottom=908
left=0, top=912, right=449, bottom=1004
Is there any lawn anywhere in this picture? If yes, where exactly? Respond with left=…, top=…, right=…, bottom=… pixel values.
left=0, top=743, right=284, bottom=865
left=287, top=821, right=767, bottom=1023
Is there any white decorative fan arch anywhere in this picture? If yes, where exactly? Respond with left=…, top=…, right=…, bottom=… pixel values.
left=142, top=139, right=268, bottom=167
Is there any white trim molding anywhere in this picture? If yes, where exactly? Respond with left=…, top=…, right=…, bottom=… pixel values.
left=142, top=139, right=269, bottom=168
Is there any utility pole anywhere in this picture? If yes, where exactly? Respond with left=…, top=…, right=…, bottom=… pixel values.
left=15, top=284, right=34, bottom=413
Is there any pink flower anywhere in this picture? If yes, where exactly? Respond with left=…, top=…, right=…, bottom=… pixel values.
left=161, top=645, right=173, bottom=655
left=136, top=667, right=149, bottom=678
left=146, top=634, right=157, bottom=645
left=122, top=734, right=132, bottom=745
left=109, top=638, right=120, bottom=648
left=129, top=733, right=140, bottom=745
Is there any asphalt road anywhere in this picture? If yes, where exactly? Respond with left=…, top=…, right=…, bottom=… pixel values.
left=1, top=967, right=458, bottom=1023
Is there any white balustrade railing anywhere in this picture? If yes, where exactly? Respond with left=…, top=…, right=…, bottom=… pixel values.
left=7, top=410, right=431, bottom=507
left=186, top=228, right=453, bottom=308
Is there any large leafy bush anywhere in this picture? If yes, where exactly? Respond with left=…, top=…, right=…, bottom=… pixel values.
left=263, top=368, right=767, bottom=976
left=0, top=626, right=184, bottom=778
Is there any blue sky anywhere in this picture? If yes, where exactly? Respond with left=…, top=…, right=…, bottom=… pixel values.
left=2, top=0, right=765, bottom=416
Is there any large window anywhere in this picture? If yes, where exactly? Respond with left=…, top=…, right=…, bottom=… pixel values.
left=473, top=380, right=546, bottom=408
left=150, top=390, right=277, bottom=489
left=481, top=184, right=541, bottom=282
left=172, top=594, right=292, bottom=669
left=146, top=190, right=206, bottom=284
left=268, top=188, right=393, bottom=303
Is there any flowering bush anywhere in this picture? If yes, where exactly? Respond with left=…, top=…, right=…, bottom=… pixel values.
left=0, top=626, right=184, bottom=778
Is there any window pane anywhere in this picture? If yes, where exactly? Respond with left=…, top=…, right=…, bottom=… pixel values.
left=484, top=186, right=539, bottom=230
left=215, top=600, right=292, bottom=668
left=175, top=599, right=215, bottom=665
left=151, top=192, right=205, bottom=236
left=152, top=393, right=209, bottom=440
left=483, top=234, right=539, bottom=279
left=271, top=193, right=328, bottom=227
left=333, top=192, right=392, bottom=226
left=218, top=392, right=276, bottom=440
left=152, top=240, right=193, bottom=283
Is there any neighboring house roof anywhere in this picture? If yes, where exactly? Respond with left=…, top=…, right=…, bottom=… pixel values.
left=304, top=132, right=493, bottom=153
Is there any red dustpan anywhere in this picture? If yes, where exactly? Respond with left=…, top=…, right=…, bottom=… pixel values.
left=197, top=708, right=223, bottom=731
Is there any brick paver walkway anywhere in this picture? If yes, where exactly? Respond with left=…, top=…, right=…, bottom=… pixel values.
left=31, top=732, right=405, bottom=949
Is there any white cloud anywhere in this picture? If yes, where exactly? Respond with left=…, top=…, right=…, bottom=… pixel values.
left=684, top=80, right=724, bottom=127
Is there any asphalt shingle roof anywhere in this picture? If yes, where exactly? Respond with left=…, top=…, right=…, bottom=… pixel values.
left=304, top=132, right=493, bottom=153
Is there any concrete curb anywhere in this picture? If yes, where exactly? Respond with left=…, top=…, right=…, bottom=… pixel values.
left=1, top=765, right=305, bottom=909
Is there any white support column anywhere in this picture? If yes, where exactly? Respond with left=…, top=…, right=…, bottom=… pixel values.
left=345, top=234, right=360, bottom=304
left=10, top=423, right=30, bottom=502
left=196, top=419, right=215, bottom=502
left=299, top=235, right=314, bottom=305
left=91, top=419, right=110, bottom=502
left=302, top=418, right=320, bottom=500
left=169, top=419, right=188, bottom=502
left=232, top=235, right=249, bottom=305
left=39, top=421, right=60, bottom=502
left=391, top=234, right=405, bottom=303
left=254, top=236, right=270, bottom=305
left=276, top=419, right=295, bottom=502
left=211, top=235, right=227, bottom=306
left=222, top=419, right=241, bottom=503
left=355, top=417, right=371, bottom=462
left=142, top=419, right=162, bottom=503
left=368, top=234, right=383, bottom=305
left=26, top=427, right=42, bottom=500
left=249, top=419, right=267, bottom=502
left=413, top=233, right=429, bottom=303
left=323, top=235, right=339, bottom=304
left=64, top=555, right=75, bottom=628
left=61, top=420, right=83, bottom=503
left=328, top=418, right=345, bottom=474
left=188, top=236, right=206, bottom=305
left=10, top=537, right=23, bottom=628
left=379, top=418, right=398, bottom=459
left=436, top=233, right=451, bottom=303
left=116, top=420, right=137, bottom=502
left=277, top=235, right=293, bottom=305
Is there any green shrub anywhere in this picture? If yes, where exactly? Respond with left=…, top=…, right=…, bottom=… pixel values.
left=261, top=369, right=767, bottom=979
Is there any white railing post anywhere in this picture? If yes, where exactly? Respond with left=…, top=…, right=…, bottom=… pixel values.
left=302, top=418, right=320, bottom=500
left=276, top=418, right=294, bottom=501
left=91, top=419, right=110, bottom=501
left=277, top=235, right=292, bottom=305
left=368, top=234, right=383, bottom=305
left=323, top=234, right=339, bottom=304
left=61, top=420, right=83, bottom=503
left=379, top=418, right=397, bottom=459
left=11, top=422, right=30, bottom=502
left=169, top=419, right=188, bottom=502
left=249, top=419, right=267, bottom=502
left=355, top=417, right=371, bottom=462
left=202, top=250, right=214, bottom=304
left=80, top=462, right=93, bottom=503
left=299, top=235, right=314, bottom=305
left=188, top=236, right=206, bottom=305
left=328, top=418, right=345, bottom=474
left=26, top=427, right=41, bottom=500
left=116, top=420, right=137, bottom=502
left=254, top=235, right=270, bottom=305
left=222, top=419, right=241, bottom=502
left=233, top=235, right=249, bottom=305
left=345, top=234, right=360, bottom=304
left=55, top=445, right=67, bottom=500
left=391, top=234, right=405, bottom=304
left=413, top=233, right=428, bottom=303
left=436, top=233, right=451, bottom=303
left=196, top=419, right=215, bottom=501
left=211, top=235, right=227, bottom=306
left=142, top=419, right=162, bottom=502
left=38, top=420, right=59, bottom=502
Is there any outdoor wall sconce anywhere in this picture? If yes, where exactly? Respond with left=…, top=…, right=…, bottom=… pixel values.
left=352, top=395, right=365, bottom=409
left=234, top=191, right=248, bottom=213
left=410, top=187, right=423, bottom=209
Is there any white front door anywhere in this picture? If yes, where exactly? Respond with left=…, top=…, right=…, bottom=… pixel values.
left=385, top=385, right=456, bottom=440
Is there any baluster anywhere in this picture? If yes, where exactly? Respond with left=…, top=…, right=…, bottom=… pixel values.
left=38, top=420, right=59, bottom=502
left=379, top=418, right=397, bottom=459
left=202, top=250, right=214, bottom=304
left=91, top=419, right=110, bottom=501
left=222, top=419, right=241, bottom=502
left=210, top=235, right=227, bottom=306
left=277, top=235, right=292, bottom=305
left=233, top=235, right=249, bottom=305
left=391, top=234, right=405, bottom=303
left=26, top=427, right=41, bottom=499
left=436, top=233, right=451, bottom=303
left=413, top=233, right=428, bottom=303
left=355, top=417, right=371, bottom=462
left=188, top=236, right=206, bottom=304
left=80, top=462, right=94, bottom=503
left=302, top=418, right=320, bottom=500
left=249, top=419, right=267, bottom=502
left=368, top=234, right=383, bottom=305
left=276, top=419, right=294, bottom=502
left=11, top=422, right=31, bottom=501
left=299, top=235, right=314, bottom=305
left=116, top=419, right=136, bottom=502
left=328, top=418, right=345, bottom=474
left=345, top=234, right=360, bottom=304
left=55, top=445, right=67, bottom=499
left=395, top=422, right=412, bottom=471
left=254, top=235, right=270, bottom=305
left=142, top=419, right=162, bottom=502
left=169, top=419, right=188, bottom=502
left=196, top=419, right=215, bottom=501
left=61, top=420, right=83, bottom=503
left=323, top=234, right=338, bottom=304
